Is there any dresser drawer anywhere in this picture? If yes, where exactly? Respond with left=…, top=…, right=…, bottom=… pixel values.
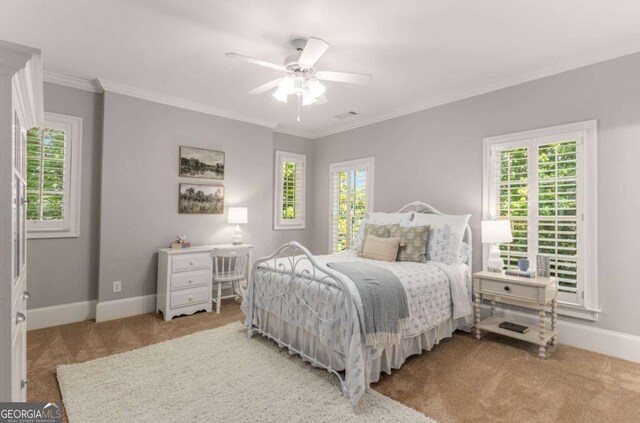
left=171, top=269, right=210, bottom=291
left=172, top=253, right=210, bottom=272
left=480, top=279, right=540, bottom=302
left=170, top=286, right=210, bottom=308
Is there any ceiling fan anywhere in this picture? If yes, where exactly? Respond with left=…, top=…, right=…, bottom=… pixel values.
left=226, top=37, right=372, bottom=121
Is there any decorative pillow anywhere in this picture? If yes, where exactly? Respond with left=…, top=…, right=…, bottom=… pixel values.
left=357, top=223, right=399, bottom=255
left=407, top=213, right=470, bottom=264
left=389, top=225, right=430, bottom=262
left=361, top=235, right=401, bottom=262
left=351, top=212, right=413, bottom=251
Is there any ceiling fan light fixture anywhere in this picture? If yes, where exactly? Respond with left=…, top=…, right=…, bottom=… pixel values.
left=273, top=88, right=288, bottom=103
left=278, top=76, right=296, bottom=95
left=302, top=94, right=317, bottom=106
left=308, top=79, right=326, bottom=98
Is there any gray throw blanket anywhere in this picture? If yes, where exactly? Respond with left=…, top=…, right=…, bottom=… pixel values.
left=326, top=262, right=410, bottom=348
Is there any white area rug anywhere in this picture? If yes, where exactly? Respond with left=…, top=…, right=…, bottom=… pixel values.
left=57, top=322, right=436, bottom=422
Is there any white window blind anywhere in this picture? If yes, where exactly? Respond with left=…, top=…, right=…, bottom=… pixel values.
left=329, top=157, right=374, bottom=253
left=26, top=112, right=82, bottom=239
left=484, top=121, right=598, bottom=318
left=274, top=151, right=305, bottom=230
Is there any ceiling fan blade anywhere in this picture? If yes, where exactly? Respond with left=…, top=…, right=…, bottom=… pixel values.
left=248, top=78, right=282, bottom=95
left=225, top=53, right=285, bottom=72
left=315, top=95, right=328, bottom=105
left=316, top=71, right=372, bottom=85
left=298, top=37, right=330, bottom=68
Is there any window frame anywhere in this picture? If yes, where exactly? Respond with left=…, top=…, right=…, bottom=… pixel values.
left=328, top=157, right=375, bottom=253
left=482, top=120, right=599, bottom=321
left=27, top=112, right=82, bottom=239
left=274, top=150, right=306, bottom=230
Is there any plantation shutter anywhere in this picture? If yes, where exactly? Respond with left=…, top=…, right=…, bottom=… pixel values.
left=537, top=136, right=579, bottom=301
left=26, top=125, right=70, bottom=231
left=329, top=159, right=373, bottom=253
left=490, top=132, right=582, bottom=305
left=274, top=151, right=305, bottom=230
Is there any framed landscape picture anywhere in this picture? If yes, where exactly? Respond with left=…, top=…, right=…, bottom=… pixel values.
left=179, top=146, right=225, bottom=179
left=178, top=183, right=224, bottom=214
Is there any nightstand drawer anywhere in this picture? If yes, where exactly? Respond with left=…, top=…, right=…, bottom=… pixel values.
left=480, top=279, right=540, bottom=301
left=172, top=253, right=210, bottom=272
left=170, top=269, right=210, bottom=291
left=170, top=286, right=209, bottom=308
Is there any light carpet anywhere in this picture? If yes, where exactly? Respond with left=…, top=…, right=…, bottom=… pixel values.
left=57, top=321, right=435, bottom=422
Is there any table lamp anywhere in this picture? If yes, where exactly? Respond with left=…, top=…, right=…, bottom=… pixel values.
left=481, top=220, right=513, bottom=272
left=228, top=207, right=248, bottom=245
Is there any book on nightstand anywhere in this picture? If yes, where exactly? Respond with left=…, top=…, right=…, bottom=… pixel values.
left=499, top=321, right=530, bottom=334
left=505, top=269, right=537, bottom=278
left=171, top=242, right=191, bottom=249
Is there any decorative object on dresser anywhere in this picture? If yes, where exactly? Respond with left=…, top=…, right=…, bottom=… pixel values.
left=481, top=220, right=513, bottom=272
left=228, top=207, right=248, bottom=245
left=211, top=246, right=252, bottom=313
left=156, top=244, right=254, bottom=321
left=537, top=254, right=551, bottom=277
left=171, top=234, right=191, bottom=249
left=179, top=146, right=225, bottom=179
left=178, top=183, right=224, bottom=214
left=473, top=271, right=559, bottom=358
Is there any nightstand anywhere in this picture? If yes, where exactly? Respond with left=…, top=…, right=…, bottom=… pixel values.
left=473, top=271, right=559, bottom=358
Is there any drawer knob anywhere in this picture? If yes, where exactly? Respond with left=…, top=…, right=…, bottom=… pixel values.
left=504, top=286, right=511, bottom=292
left=16, top=312, right=26, bottom=324
left=189, top=297, right=193, bottom=301
left=189, top=261, right=194, bottom=266
left=188, top=279, right=192, bottom=284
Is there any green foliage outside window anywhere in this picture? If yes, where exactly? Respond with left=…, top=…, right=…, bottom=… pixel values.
left=335, top=169, right=367, bottom=252
left=281, top=161, right=298, bottom=219
left=26, top=127, right=65, bottom=221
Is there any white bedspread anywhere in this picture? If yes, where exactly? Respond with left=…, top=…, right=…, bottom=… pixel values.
left=244, top=251, right=473, bottom=404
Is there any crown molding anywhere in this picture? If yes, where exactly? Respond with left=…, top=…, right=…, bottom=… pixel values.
left=272, top=126, right=316, bottom=140
left=306, top=45, right=640, bottom=140
left=97, top=79, right=278, bottom=129
left=43, top=71, right=102, bottom=93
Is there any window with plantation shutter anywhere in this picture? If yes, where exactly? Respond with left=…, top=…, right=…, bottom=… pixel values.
left=274, top=151, right=305, bottom=230
left=26, top=112, right=82, bottom=239
left=329, top=157, right=374, bottom=253
left=484, top=121, right=599, bottom=320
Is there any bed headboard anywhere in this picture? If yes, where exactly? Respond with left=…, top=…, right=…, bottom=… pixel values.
left=396, top=201, right=473, bottom=299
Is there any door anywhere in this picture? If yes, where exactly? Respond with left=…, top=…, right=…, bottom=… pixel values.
left=11, top=103, right=29, bottom=401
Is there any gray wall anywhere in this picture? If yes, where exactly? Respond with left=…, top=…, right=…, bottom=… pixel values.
left=27, top=83, right=102, bottom=309
left=98, top=93, right=313, bottom=302
left=312, top=52, right=640, bottom=336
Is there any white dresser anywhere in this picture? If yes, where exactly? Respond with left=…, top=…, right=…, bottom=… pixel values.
left=156, top=244, right=253, bottom=321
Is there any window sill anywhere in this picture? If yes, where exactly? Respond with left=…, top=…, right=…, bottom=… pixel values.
left=27, top=230, right=79, bottom=240
left=557, top=302, right=601, bottom=322
left=274, top=224, right=306, bottom=231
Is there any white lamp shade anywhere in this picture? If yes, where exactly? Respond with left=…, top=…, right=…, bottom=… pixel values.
left=481, top=220, right=513, bottom=244
left=228, top=207, right=248, bottom=224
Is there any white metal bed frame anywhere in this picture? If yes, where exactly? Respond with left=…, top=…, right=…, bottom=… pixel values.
left=245, top=201, right=472, bottom=398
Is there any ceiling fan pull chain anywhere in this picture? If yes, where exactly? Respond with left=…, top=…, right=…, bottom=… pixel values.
left=297, top=94, right=301, bottom=122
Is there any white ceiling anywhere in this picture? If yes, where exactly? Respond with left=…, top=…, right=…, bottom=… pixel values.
left=2, top=0, right=640, bottom=138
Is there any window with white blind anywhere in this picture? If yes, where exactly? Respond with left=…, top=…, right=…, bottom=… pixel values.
left=329, top=157, right=374, bottom=253
left=483, top=121, right=598, bottom=320
left=26, top=112, right=82, bottom=239
left=274, top=151, right=306, bottom=230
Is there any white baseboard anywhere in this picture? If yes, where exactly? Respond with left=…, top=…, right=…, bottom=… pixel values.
left=479, top=305, right=640, bottom=363
left=27, top=300, right=97, bottom=330
left=95, top=294, right=157, bottom=322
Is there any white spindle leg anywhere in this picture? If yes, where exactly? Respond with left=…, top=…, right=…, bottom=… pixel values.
left=538, top=308, right=546, bottom=359
left=551, top=298, right=558, bottom=346
left=475, top=292, right=482, bottom=340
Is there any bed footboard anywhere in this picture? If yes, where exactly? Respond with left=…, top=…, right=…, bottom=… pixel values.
left=246, top=241, right=355, bottom=397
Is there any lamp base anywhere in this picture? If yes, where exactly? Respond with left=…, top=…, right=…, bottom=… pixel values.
left=231, top=224, right=243, bottom=245
left=487, top=244, right=505, bottom=273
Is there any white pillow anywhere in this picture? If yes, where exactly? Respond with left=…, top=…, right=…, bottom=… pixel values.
left=407, top=213, right=470, bottom=264
left=351, top=212, right=413, bottom=251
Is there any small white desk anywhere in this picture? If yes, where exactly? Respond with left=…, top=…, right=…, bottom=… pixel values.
left=156, top=244, right=254, bottom=321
